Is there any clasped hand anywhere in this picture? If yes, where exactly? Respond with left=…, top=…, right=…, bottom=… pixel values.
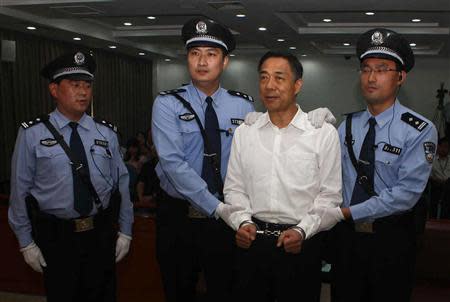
left=236, top=224, right=303, bottom=254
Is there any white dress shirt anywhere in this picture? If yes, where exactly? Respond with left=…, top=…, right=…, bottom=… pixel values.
left=224, top=106, right=342, bottom=238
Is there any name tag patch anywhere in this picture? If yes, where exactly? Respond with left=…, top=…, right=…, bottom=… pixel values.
left=40, top=138, right=58, bottom=147
left=95, top=139, right=109, bottom=148
left=179, top=113, right=195, bottom=121
left=382, top=144, right=402, bottom=155
left=423, top=142, right=436, bottom=163
left=231, top=118, right=244, bottom=126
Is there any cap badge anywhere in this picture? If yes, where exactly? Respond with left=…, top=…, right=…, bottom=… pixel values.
left=371, top=31, right=384, bottom=45
left=195, top=21, right=208, bottom=34
left=74, top=52, right=85, bottom=65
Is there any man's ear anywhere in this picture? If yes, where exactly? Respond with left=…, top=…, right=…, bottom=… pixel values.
left=398, top=71, right=406, bottom=85
left=294, top=79, right=304, bottom=95
left=48, top=82, right=58, bottom=99
left=223, top=54, right=229, bottom=69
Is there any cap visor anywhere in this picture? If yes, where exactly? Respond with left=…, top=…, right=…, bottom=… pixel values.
left=360, top=53, right=403, bottom=67
left=54, top=74, right=94, bottom=82
left=186, top=41, right=227, bottom=52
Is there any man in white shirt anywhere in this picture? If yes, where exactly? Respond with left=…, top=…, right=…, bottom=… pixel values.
left=223, top=51, right=343, bottom=302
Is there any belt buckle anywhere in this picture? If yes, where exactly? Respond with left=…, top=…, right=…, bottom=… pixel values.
left=74, top=216, right=94, bottom=232
left=188, top=206, right=207, bottom=219
left=354, top=222, right=373, bottom=233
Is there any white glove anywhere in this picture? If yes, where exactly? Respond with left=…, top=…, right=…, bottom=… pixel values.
left=215, top=202, right=245, bottom=228
left=307, top=107, right=336, bottom=128
left=115, top=232, right=131, bottom=263
left=244, top=112, right=263, bottom=125
left=316, top=207, right=344, bottom=231
left=20, top=241, right=47, bottom=273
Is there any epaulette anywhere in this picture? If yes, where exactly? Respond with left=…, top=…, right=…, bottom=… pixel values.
left=159, top=88, right=186, bottom=96
left=401, top=112, right=428, bottom=132
left=20, top=115, right=49, bottom=129
left=93, top=117, right=118, bottom=133
left=342, top=109, right=365, bottom=116
left=227, top=90, right=254, bottom=102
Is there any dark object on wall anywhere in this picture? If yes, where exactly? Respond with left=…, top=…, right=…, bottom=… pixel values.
left=1, top=40, right=16, bottom=62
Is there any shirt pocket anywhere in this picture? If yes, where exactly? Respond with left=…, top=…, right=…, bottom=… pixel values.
left=374, top=150, right=400, bottom=182
left=35, top=145, right=70, bottom=182
left=90, top=145, right=112, bottom=178
left=375, top=150, right=400, bottom=167
left=179, top=119, right=202, bottom=154
left=283, top=148, right=318, bottom=187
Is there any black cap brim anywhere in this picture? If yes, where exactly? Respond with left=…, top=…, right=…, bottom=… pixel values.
left=53, top=74, right=94, bottom=82
left=360, top=53, right=403, bottom=69
left=186, top=40, right=228, bottom=53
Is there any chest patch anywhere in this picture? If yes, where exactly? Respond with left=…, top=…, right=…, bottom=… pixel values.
left=231, top=118, right=244, bottom=126
left=382, top=144, right=402, bottom=155
left=423, top=142, right=436, bottom=163
left=40, top=138, right=58, bottom=147
left=179, top=113, right=195, bottom=121
left=95, top=139, right=109, bottom=148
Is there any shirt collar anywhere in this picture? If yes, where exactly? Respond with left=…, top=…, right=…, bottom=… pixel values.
left=52, top=108, right=91, bottom=130
left=363, top=99, right=399, bottom=129
left=188, top=82, right=222, bottom=106
left=255, top=104, right=307, bottom=130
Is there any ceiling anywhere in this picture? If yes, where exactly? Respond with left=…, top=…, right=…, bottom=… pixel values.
left=1, top=0, right=450, bottom=61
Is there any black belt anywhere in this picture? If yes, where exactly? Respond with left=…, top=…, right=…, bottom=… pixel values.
left=252, top=217, right=295, bottom=237
left=36, top=208, right=110, bottom=233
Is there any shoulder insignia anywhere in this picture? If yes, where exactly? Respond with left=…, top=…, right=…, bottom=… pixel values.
left=21, top=115, right=49, bottom=129
left=93, top=117, right=118, bottom=133
left=159, top=88, right=186, bottom=96
left=227, top=90, right=254, bottom=102
left=401, top=112, right=428, bottom=132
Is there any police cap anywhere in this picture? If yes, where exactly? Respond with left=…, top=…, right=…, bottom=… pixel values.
left=356, top=28, right=414, bottom=72
left=41, top=51, right=96, bottom=82
left=182, top=17, right=235, bottom=54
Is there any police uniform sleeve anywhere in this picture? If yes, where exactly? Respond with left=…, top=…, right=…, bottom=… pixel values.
left=109, top=130, right=134, bottom=236
left=8, top=128, right=36, bottom=248
left=151, top=94, right=220, bottom=216
left=350, top=122, right=438, bottom=221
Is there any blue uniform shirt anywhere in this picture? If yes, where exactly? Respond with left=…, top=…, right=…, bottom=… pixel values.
left=9, top=109, right=134, bottom=247
left=338, top=100, right=438, bottom=222
left=152, top=83, right=254, bottom=216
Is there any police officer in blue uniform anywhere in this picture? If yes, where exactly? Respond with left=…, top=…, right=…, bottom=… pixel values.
left=8, top=51, right=133, bottom=302
left=152, top=17, right=254, bottom=302
left=326, top=28, right=438, bottom=302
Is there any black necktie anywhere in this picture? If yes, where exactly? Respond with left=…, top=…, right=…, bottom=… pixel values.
left=350, top=117, right=377, bottom=205
left=201, top=96, right=221, bottom=194
left=69, top=122, right=93, bottom=216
